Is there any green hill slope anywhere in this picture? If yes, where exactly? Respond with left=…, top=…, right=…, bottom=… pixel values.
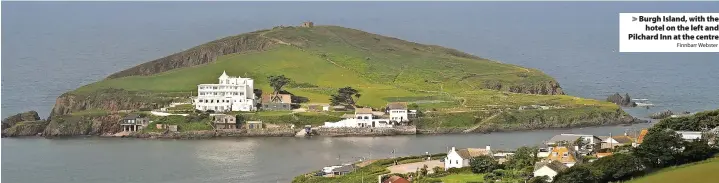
left=42, top=24, right=637, bottom=136
left=628, top=156, right=719, bottom=183
left=73, top=25, right=564, bottom=107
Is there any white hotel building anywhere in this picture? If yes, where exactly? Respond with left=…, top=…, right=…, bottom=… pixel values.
left=193, top=71, right=257, bottom=112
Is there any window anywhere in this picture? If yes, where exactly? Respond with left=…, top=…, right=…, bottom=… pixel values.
left=455, top=160, right=458, bottom=164
left=563, top=152, right=568, bottom=157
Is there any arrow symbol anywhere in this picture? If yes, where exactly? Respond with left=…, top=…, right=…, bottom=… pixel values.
left=632, top=17, right=637, bottom=22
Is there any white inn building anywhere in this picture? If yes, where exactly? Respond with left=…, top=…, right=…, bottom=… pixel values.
left=193, top=71, right=257, bottom=112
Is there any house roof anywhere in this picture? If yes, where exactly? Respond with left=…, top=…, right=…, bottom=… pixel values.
left=547, top=135, right=583, bottom=144
left=611, top=135, right=635, bottom=144
left=355, top=108, right=373, bottom=114
left=546, top=146, right=578, bottom=164
left=637, top=129, right=649, bottom=144
left=547, top=134, right=599, bottom=144
left=261, top=94, right=291, bottom=104
left=596, top=152, right=613, bottom=158
left=534, top=160, right=568, bottom=172
left=456, top=148, right=492, bottom=159
left=387, top=102, right=408, bottom=110
left=383, top=175, right=410, bottom=183
left=598, top=136, right=610, bottom=141
left=123, top=114, right=141, bottom=120
left=332, top=164, right=355, bottom=173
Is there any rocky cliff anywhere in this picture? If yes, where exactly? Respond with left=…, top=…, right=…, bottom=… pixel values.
left=2, top=121, right=48, bottom=137
left=49, top=88, right=174, bottom=117
left=2, top=111, right=41, bottom=130
left=106, top=31, right=276, bottom=79
left=43, top=113, right=124, bottom=137
left=606, top=93, right=637, bottom=107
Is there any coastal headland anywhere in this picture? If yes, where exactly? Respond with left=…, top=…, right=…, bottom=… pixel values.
left=2, top=23, right=644, bottom=138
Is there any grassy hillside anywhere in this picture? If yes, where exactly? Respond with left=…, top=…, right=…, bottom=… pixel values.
left=628, top=157, right=719, bottom=183
left=74, top=25, right=573, bottom=108
left=52, top=25, right=629, bottom=131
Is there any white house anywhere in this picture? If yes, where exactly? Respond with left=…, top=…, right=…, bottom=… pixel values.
left=546, top=134, right=602, bottom=152
left=444, top=146, right=492, bottom=170
left=533, top=161, right=568, bottom=182
left=387, top=102, right=409, bottom=122
left=323, top=108, right=393, bottom=128
left=193, top=71, right=257, bottom=112
left=676, top=131, right=703, bottom=141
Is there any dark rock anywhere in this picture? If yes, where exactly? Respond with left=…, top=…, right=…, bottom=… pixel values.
left=606, top=93, right=637, bottom=107
left=649, top=110, right=674, bottom=119
left=2, top=111, right=41, bottom=130
left=2, top=120, right=47, bottom=137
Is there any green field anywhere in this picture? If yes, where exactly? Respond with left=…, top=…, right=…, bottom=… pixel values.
left=439, top=173, right=486, bottom=183
left=64, top=25, right=622, bottom=129
left=628, top=157, right=719, bottom=183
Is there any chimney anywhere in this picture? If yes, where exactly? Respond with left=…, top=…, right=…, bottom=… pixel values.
left=486, top=146, right=491, bottom=151
left=450, top=147, right=456, bottom=152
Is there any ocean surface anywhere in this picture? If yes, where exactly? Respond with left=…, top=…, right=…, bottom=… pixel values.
left=1, top=1, right=718, bottom=183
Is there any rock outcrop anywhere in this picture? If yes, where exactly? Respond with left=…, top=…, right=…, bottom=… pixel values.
left=50, top=88, right=173, bottom=117
left=106, top=32, right=276, bottom=79
left=2, top=121, right=48, bottom=137
left=650, top=110, right=675, bottom=119
left=606, top=93, right=637, bottom=107
left=2, top=111, right=41, bottom=130
left=43, top=113, right=124, bottom=137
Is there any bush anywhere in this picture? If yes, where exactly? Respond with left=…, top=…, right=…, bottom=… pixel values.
left=470, top=155, right=499, bottom=173
left=528, top=176, right=549, bottom=183
left=552, top=165, right=598, bottom=183
left=589, top=153, right=644, bottom=182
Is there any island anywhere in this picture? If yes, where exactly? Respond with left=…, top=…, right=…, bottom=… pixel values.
left=2, top=22, right=643, bottom=138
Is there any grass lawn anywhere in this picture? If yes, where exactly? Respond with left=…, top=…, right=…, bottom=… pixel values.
left=440, top=173, right=486, bottom=183
left=628, top=157, right=719, bottom=183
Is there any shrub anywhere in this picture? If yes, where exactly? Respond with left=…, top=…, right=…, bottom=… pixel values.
left=470, top=155, right=499, bottom=173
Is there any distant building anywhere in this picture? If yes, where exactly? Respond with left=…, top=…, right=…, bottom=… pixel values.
left=261, top=94, right=292, bottom=111
left=301, top=21, right=314, bottom=27
left=546, top=134, right=602, bottom=153
left=444, top=146, right=493, bottom=170
left=213, top=114, right=237, bottom=129
left=120, top=114, right=149, bottom=132
left=676, top=131, right=703, bottom=141
left=383, top=175, right=410, bottom=183
left=168, top=125, right=178, bottom=132
left=328, top=164, right=354, bottom=176
left=533, top=160, right=568, bottom=182
left=245, top=121, right=263, bottom=129
left=387, top=102, right=409, bottom=122
left=601, top=135, right=635, bottom=149
left=308, top=103, right=330, bottom=112
left=634, top=129, right=649, bottom=147
left=194, top=71, right=257, bottom=112
left=545, top=146, right=580, bottom=167
left=322, top=108, right=393, bottom=128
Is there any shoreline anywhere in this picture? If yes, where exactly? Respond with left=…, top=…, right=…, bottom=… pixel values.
left=4, top=119, right=651, bottom=140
